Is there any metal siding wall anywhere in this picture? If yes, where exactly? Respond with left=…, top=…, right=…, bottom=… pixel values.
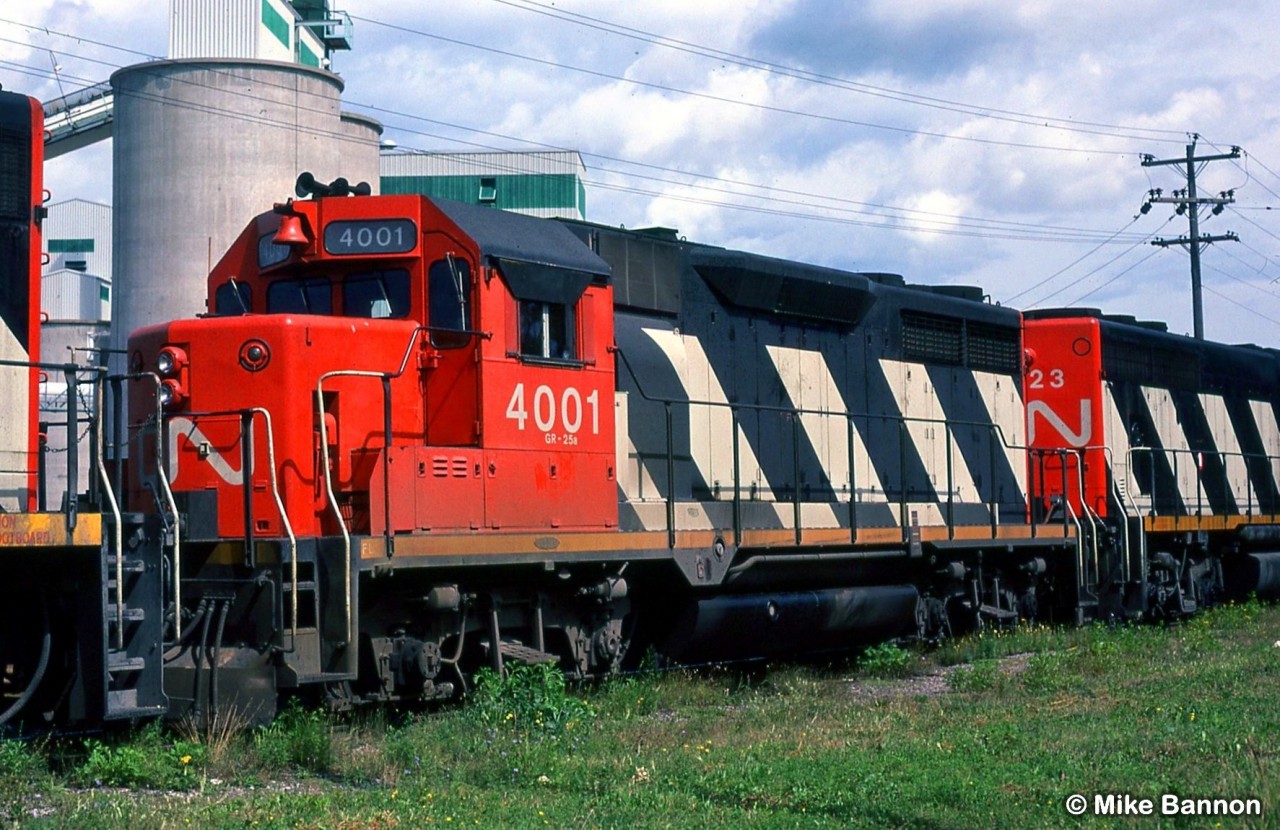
left=169, top=0, right=258, bottom=59
left=259, top=0, right=296, bottom=61
left=381, top=151, right=587, bottom=218
left=381, top=174, right=583, bottom=217
left=43, top=199, right=112, bottom=282
left=41, top=271, right=78, bottom=321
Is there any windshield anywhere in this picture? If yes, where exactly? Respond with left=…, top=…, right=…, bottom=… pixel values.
left=344, top=269, right=411, bottom=319
left=267, top=277, right=332, bottom=314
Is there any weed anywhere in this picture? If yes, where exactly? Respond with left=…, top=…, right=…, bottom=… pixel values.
left=174, top=703, right=252, bottom=772
left=858, top=642, right=913, bottom=677
left=1021, top=651, right=1071, bottom=694
left=471, top=662, right=594, bottom=735
left=947, top=659, right=1000, bottom=693
left=74, top=722, right=205, bottom=790
left=253, top=699, right=332, bottom=773
left=0, top=738, right=44, bottom=778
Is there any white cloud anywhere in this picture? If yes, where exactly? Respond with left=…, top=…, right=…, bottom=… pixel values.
left=4, top=0, right=1280, bottom=343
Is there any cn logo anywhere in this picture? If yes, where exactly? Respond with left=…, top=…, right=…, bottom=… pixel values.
left=167, top=417, right=251, bottom=485
left=1027, top=399, right=1093, bottom=448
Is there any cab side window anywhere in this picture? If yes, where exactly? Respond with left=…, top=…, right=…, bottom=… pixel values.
left=519, top=300, right=575, bottom=360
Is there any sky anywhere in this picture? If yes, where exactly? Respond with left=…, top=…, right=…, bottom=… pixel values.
left=4, top=0, right=1280, bottom=345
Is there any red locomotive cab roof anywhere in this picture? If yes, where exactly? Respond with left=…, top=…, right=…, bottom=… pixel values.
left=206, top=191, right=611, bottom=315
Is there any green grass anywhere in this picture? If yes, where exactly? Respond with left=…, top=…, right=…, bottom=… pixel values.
left=4, top=600, right=1280, bottom=828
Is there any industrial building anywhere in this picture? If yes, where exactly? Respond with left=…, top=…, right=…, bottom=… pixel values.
left=381, top=150, right=588, bottom=219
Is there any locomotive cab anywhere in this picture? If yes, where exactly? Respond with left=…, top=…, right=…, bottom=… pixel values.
left=128, top=188, right=616, bottom=544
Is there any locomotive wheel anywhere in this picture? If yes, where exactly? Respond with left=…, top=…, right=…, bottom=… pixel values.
left=0, top=586, right=52, bottom=727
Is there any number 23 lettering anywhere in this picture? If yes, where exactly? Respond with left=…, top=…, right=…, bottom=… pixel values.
left=1028, top=368, right=1065, bottom=389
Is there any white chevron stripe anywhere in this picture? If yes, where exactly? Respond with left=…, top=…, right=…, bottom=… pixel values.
left=1200, top=393, right=1250, bottom=509
left=614, top=391, right=662, bottom=501
left=973, top=370, right=1027, bottom=497
left=1141, top=386, right=1201, bottom=511
left=878, top=358, right=981, bottom=503
left=1103, top=383, right=1141, bottom=509
left=765, top=344, right=888, bottom=503
left=642, top=328, right=768, bottom=499
left=1249, top=400, right=1280, bottom=503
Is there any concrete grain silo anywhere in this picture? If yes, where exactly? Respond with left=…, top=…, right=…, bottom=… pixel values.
left=109, top=58, right=347, bottom=360
left=339, top=111, right=384, bottom=195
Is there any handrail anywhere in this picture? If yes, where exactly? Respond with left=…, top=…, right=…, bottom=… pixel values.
left=118, top=371, right=184, bottom=642
left=612, top=346, right=1028, bottom=545
left=249, top=407, right=298, bottom=645
left=0, top=358, right=106, bottom=528
left=170, top=406, right=296, bottom=643
left=1104, top=447, right=1133, bottom=584
left=92, top=373, right=125, bottom=650
left=1115, top=450, right=1146, bottom=588
left=1063, top=498, right=1087, bottom=592
left=1122, top=443, right=1280, bottom=518
left=316, top=325, right=431, bottom=650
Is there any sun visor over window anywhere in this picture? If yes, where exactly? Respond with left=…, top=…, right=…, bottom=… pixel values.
left=493, top=258, right=596, bottom=306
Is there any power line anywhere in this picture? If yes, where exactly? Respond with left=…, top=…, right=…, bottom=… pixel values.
left=486, top=0, right=1189, bottom=145
left=1064, top=248, right=1163, bottom=306
left=1203, top=282, right=1280, bottom=328
left=1022, top=221, right=1170, bottom=308
left=348, top=13, right=1144, bottom=158
left=0, top=39, right=1154, bottom=245
left=1004, top=216, right=1146, bottom=304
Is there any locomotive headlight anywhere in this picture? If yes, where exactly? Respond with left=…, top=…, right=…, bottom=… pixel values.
left=158, top=379, right=186, bottom=409
left=157, top=345, right=187, bottom=377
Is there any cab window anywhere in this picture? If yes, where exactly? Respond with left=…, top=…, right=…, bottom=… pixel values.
left=428, top=257, right=471, bottom=348
left=213, top=281, right=251, bottom=316
left=267, top=277, right=332, bottom=314
left=519, top=300, right=575, bottom=360
left=343, top=269, right=410, bottom=319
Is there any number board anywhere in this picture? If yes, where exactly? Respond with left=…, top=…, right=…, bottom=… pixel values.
left=323, top=219, right=417, bottom=256
left=258, top=233, right=291, bottom=267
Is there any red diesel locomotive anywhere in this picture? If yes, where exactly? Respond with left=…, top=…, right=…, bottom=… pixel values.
left=3, top=161, right=1280, bottom=729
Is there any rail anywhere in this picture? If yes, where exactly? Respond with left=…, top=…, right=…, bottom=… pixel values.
left=0, top=358, right=106, bottom=526
left=1118, top=466, right=1147, bottom=588
left=94, top=378, right=125, bottom=649
left=1063, top=498, right=1087, bottom=593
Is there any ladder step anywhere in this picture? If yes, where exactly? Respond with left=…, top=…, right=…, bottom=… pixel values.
left=497, top=641, right=559, bottom=665
left=105, top=689, right=167, bottom=719
left=106, top=653, right=147, bottom=673
left=105, top=604, right=146, bottom=623
left=107, top=557, right=147, bottom=574
left=282, top=581, right=318, bottom=593
left=978, top=604, right=1019, bottom=621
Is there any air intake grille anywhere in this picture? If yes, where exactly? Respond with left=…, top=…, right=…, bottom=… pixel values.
left=902, top=311, right=1019, bottom=373
left=0, top=121, right=31, bottom=222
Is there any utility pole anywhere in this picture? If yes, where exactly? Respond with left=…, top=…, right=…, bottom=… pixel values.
left=1140, top=136, right=1240, bottom=340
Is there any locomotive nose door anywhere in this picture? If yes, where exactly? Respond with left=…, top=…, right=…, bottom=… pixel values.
left=421, top=234, right=480, bottom=446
